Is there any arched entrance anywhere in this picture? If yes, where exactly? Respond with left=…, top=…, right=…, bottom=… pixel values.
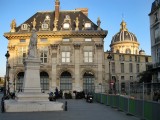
left=83, top=71, right=95, bottom=94
left=40, top=72, right=49, bottom=91
left=16, top=72, right=24, bottom=91
left=60, top=71, right=72, bottom=91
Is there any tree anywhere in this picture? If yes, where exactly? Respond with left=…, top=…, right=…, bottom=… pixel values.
left=138, top=70, right=153, bottom=83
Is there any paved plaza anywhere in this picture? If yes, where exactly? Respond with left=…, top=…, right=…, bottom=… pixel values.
left=0, top=93, right=139, bottom=120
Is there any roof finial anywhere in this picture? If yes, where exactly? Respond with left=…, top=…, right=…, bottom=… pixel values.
left=120, top=20, right=127, bottom=31
left=120, top=14, right=127, bottom=31
left=122, top=13, right=124, bottom=21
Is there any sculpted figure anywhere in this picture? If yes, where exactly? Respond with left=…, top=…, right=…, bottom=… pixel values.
left=28, top=30, right=37, bottom=58
left=97, top=17, right=101, bottom=30
left=32, top=18, right=36, bottom=30
left=53, top=18, right=58, bottom=31
left=10, top=19, right=16, bottom=32
left=75, top=17, right=79, bottom=30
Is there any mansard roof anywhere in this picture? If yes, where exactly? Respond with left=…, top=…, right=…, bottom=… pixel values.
left=15, top=10, right=99, bottom=32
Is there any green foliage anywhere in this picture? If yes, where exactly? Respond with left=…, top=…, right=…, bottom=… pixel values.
left=138, top=70, right=153, bottom=83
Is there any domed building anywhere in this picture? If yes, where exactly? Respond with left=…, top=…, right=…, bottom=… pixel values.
left=110, top=20, right=141, bottom=55
left=104, top=20, right=151, bottom=93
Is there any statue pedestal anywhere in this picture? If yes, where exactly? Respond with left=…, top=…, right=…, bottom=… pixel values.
left=5, top=57, right=64, bottom=112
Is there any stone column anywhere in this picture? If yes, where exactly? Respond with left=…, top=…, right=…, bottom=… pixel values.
left=95, top=43, right=104, bottom=92
left=50, top=44, right=59, bottom=91
left=74, top=44, right=82, bottom=91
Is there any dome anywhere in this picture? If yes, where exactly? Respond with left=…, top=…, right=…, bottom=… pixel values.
left=110, top=20, right=140, bottom=54
left=111, top=20, right=138, bottom=44
left=139, top=49, right=145, bottom=55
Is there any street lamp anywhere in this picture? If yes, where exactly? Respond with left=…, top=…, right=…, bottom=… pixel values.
left=4, top=51, right=10, bottom=97
left=107, top=50, right=112, bottom=94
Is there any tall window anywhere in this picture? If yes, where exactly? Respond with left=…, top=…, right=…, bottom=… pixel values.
left=129, top=56, right=132, bottom=61
left=62, top=52, right=70, bottom=63
left=84, top=52, right=93, bottom=62
left=126, top=48, right=131, bottom=54
left=119, top=55, right=125, bottom=61
left=129, top=63, right=133, bottom=73
left=111, top=62, right=115, bottom=73
left=130, top=76, right=133, bottom=81
left=40, top=72, right=49, bottom=91
left=18, top=47, right=27, bottom=63
left=135, top=56, right=137, bottom=62
left=156, top=48, right=160, bottom=63
left=121, top=63, right=124, bottom=73
left=40, top=47, right=48, bottom=63
left=138, top=56, right=140, bottom=62
left=136, top=64, right=140, bottom=73
left=60, top=71, right=72, bottom=91
left=155, top=27, right=160, bottom=43
left=121, top=76, right=125, bottom=81
left=83, top=72, right=95, bottom=94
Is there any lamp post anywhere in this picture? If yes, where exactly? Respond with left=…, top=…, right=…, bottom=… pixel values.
left=5, top=51, right=10, bottom=96
left=107, top=50, right=112, bottom=94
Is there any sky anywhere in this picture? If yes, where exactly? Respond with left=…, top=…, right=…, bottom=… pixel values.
left=0, top=0, right=155, bottom=76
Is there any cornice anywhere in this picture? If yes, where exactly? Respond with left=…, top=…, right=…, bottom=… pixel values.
left=4, top=30, right=108, bottom=39
left=110, top=41, right=140, bottom=47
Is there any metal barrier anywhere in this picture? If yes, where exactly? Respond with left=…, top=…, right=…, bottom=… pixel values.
left=94, top=93, right=160, bottom=120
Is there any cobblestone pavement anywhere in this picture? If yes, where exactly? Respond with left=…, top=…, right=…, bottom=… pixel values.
left=0, top=93, right=139, bottom=120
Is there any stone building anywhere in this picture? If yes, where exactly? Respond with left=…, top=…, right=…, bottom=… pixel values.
left=104, top=20, right=152, bottom=93
left=149, top=0, right=160, bottom=82
left=4, top=0, right=107, bottom=93
left=4, top=0, right=151, bottom=94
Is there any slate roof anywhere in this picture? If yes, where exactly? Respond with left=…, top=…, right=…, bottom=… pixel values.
left=16, top=10, right=99, bottom=32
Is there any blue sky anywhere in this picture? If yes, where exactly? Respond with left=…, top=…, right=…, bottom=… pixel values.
left=0, top=0, right=154, bottom=76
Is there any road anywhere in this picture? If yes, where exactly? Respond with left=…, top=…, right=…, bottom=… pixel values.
left=0, top=93, right=138, bottom=120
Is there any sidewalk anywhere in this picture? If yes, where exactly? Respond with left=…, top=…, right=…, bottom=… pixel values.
left=0, top=93, right=138, bottom=120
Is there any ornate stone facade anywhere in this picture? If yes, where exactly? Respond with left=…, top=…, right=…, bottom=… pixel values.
left=4, top=0, right=151, bottom=94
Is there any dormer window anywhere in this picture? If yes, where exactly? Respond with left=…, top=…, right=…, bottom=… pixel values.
left=42, top=23, right=49, bottom=30
left=85, top=22, right=91, bottom=29
left=44, top=15, right=50, bottom=23
left=62, top=15, right=71, bottom=30
left=63, top=23, right=70, bottom=29
left=45, top=15, right=50, bottom=20
left=21, top=24, right=28, bottom=30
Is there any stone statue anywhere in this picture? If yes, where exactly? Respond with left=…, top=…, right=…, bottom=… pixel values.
left=28, top=30, right=38, bottom=58
left=53, top=18, right=58, bottom=31
left=97, top=17, right=101, bottom=30
left=10, top=19, right=16, bottom=32
left=32, top=18, right=36, bottom=30
left=75, top=17, right=79, bottom=30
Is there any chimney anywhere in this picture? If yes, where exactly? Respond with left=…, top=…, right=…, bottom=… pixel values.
left=55, top=0, right=60, bottom=21
left=75, top=8, right=88, bottom=16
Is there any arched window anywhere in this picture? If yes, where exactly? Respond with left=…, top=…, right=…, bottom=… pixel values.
left=83, top=71, right=95, bottom=94
left=126, top=48, right=131, bottom=54
left=60, top=71, right=72, bottom=91
left=40, top=72, right=49, bottom=91
left=116, top=49, right=120, bottom=53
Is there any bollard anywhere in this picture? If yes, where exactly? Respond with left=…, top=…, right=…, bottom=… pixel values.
left=64, top=101, right=67, bottom=111
left=1, top=97, right=5, bottom=113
